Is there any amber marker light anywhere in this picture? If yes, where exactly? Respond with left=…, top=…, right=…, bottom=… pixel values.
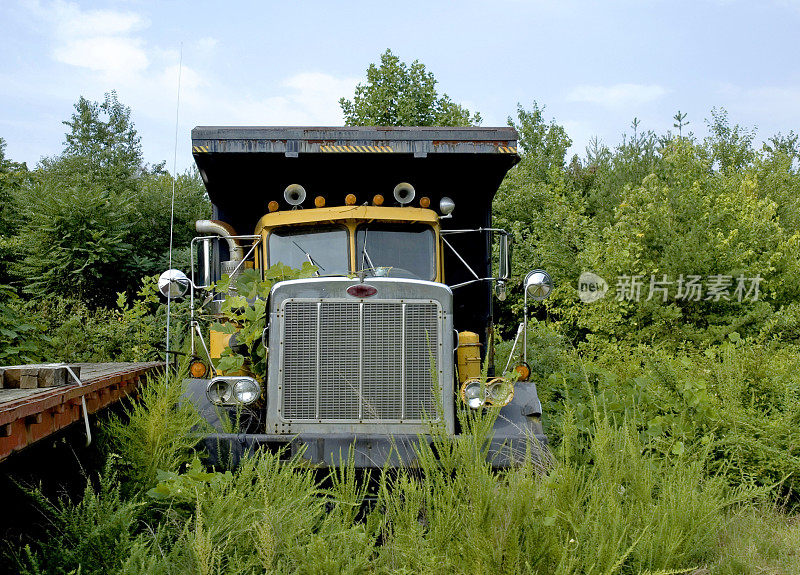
left=345, top=194, right=357, bottom=205
left=419, top=196, right=431, bottom=208
left=189, top=360, right=208, bottom=378
left=514, top=363, right=531, bottom=382
left=372, top=194, right=384, bottom=206
left=268, top=200, right=279, bottom=212
left=314, top=195, right=326, bottom=208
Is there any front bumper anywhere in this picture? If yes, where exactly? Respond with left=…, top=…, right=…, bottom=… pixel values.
left=184, top=378, right=549, bottom=468
left=199, top=430, right=548, bottom=468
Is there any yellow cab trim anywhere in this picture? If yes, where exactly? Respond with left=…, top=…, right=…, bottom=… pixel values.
left=253, top=206, right=444, bottom=283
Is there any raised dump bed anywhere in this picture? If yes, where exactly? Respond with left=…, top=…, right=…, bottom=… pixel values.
left=0, top=362, right=162, bottom=462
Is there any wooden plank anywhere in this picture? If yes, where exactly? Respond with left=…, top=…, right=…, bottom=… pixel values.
left=20, top=369, right=39, bottom=389
left=0, top=388, right=53, bottom=403
left=0, top=361, right=163, bottom=462
left=0, top=362, right=162, bottom=422
left=0, top=364, right=81, bottom=389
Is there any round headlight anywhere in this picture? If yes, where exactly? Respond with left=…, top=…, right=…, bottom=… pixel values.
left=207, top=378, right=232, bottom=405
left=233, top=378, right=261, bottom=405
left=461, top=379, right=485, bottom=409
left=439, top=196, right=455, bottom=216
left=486, top=377, right=514, bottom=407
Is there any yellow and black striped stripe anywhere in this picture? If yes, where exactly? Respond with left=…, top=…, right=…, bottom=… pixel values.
left=192, top=145, right=209, bottom=153
left=497, top=146, right=518, bottom=154
left=320, top=145, right=394, bottom=153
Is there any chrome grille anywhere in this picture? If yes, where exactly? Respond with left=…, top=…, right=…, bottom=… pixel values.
left=281, top=300, right=439, bottom=422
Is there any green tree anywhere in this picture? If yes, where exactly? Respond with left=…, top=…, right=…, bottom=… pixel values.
left=339, top=49, right=481, bottom=126
left=672, top=110, right=689, bottom=138
left=15, top=93, right=210, bottom=305
left=60, top=91, right=143, bottom=193
left=126, top=168, right=210, bottom=278
left=0, top=137, right=28, bottom=236
left=0, top=138, right=30, bottom=284
left=705, top=107, right=755, bottom=172
left=492, top=103, right=592, bottom=336
left=16, top=172, right=134, bottom=306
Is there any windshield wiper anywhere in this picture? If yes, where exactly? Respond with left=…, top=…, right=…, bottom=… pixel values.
left=360, top=228, right=376, bottom=271
left=292, top=240, right=325, bottom=273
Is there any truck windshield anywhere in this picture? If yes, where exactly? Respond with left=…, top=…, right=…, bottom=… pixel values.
left=355, top=223, right=436, bottom=280
left=268, top=226, right=349, bottom=275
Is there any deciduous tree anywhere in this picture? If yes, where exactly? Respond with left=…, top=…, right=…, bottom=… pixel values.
left=340, top=49, right=481, bottom=127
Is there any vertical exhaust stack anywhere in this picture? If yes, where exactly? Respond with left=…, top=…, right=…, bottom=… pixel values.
left=195, top=220, right=244, bottom=261
left=195, top=219, right=244, bottom=278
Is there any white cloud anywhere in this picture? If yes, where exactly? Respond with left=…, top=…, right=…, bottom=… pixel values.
left=56, top=36, right=149, bottom=75
left=17, top=1, right=362, bottom=169
left=56, top=6, right=145, bottom=37
left=716, top=83, right=800, bottom=118
left=279, top=72, right=361, bottom=123
left=566, top=83, right=669, bottom=108
left=31, top=1, right=150, bottom=79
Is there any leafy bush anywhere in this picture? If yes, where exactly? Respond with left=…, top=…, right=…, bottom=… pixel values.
left=0, top=285, right=47, bottom=365
left=6, top=92, right=208, bottom=307
left=516, top=325, right=800, bottom=498
left=11, top=274, right=191, bottom=364
left=495, top=104, right=800, bottom=350
left=15, top=465, right=141, bottom=575
left=212, top=263, right=317, bottom=376
left=15, top=173, right=133, bottom=306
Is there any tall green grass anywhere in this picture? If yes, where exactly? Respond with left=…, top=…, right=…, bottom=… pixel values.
left=11, top=361, right=786, bottom=574
left=102, top=360, right=206, bottom=490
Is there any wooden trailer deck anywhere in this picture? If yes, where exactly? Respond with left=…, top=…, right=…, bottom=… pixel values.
left=0, top=362, right=163, bottom=462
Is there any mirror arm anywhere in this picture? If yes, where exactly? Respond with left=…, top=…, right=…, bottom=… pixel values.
left=442, top=236, right=481, bottom=280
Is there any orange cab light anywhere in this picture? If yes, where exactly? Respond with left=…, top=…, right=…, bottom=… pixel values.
left=419, top=196, right=431, bottom=208
left=314, top=195, right=326, bottom=208
left=189, top=360, right=208, bottom=378
left=372, top=194, right=384, bottom=206
left=514, top=363, right=531, bottom=382
left=268, top=200, right=279, bottom=212
left=345, top=194, right=357, bottom=205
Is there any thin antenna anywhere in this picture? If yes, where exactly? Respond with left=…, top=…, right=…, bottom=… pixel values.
left=166, top=44, right=183, bottom=370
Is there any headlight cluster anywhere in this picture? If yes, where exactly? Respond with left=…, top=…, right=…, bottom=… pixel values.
left=460, top=377, right=515, bottom=409
left=206, top=376, right=262, bottom=406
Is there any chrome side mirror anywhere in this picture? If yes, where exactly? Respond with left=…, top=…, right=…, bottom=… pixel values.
left=498, top=232, right=511, bottom=281
left=158, top=269, right=191, bottom=300
left=522, top=269, right=553, bottom=367
left=200, top=237, right=213, bottom=288
left=525, top=269, right=553, bottom=301
left=495, top=280, right=507, bottom=301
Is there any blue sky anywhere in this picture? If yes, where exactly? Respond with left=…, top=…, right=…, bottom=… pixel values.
left=1, top=0, right=798, bottom=172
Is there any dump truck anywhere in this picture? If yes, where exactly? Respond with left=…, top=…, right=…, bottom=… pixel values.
left=162, top=126, right=552, bottom=467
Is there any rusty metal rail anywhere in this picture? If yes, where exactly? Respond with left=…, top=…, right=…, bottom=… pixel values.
left=0, top=362, right=163, bottom=462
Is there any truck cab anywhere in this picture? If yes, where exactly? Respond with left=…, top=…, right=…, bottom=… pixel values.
left=175, top=126, right=550, bottom=467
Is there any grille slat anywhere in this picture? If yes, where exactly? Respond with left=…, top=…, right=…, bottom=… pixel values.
left=281, top=300, right=439, bottom=422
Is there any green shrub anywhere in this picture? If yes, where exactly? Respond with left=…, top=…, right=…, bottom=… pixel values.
left=102, top=363, right=205, bottom=491
left=15, top=466, right=142, bottom=575
left=0, top=285, right=47, bottom=365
